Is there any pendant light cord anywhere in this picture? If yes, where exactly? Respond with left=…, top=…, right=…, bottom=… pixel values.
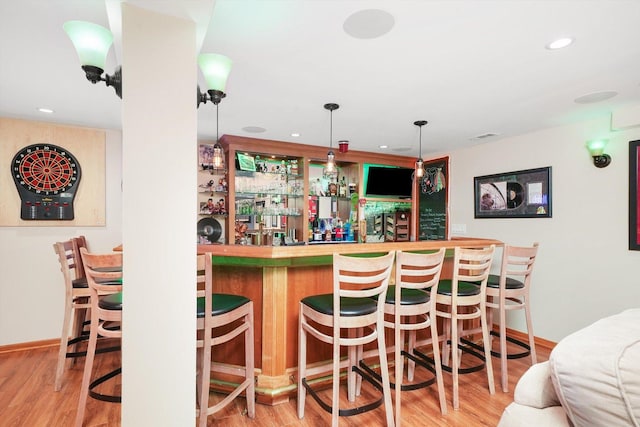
left=329, top=109, right=333, bottom=149
left=216, top=103, right=219, bottom=142
left=419, top=125, right=422, bottom=158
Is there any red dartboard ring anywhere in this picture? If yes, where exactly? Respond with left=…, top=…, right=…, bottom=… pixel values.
left=12, top=144, right=81, bottom=195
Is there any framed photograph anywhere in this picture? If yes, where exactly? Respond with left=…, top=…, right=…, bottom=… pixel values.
left=629, top=140, right=640, bottom=250
left=474, top=166, right=552, bottom=218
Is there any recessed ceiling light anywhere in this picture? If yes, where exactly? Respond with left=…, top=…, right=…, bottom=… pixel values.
left=343, top=9, right=395, bottom=39
left=38, top=108, right=54, bottom=114
left=574, top=91, right=618, bottom=104
left=545, top=37, right=574, bottom=50
left=242, top=126, right=266, bottom=133
left=379, top=145, right=388, bottom=149
left=291, top=133, right=300, bottom=137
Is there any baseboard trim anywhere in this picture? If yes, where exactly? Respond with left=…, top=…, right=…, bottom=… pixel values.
left=1, top=329, right=557, bottom=356
left=0, top=338, right=58, bottom=354
left=499, top=326, right=557, bottom=352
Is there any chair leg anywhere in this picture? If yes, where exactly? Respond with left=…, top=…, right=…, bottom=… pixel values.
left=524, top=303, right=537, bottom=366
left=197, top=340, right=212, bottom=427
left=451, top=312, right=459, bottom=410
left=441, top=317, right=451, bottom=367
left=406, top=329, right=416, bottom=381
left=75, top=313, right=99, bottom=427
left=72, top=305, right=89, bottom=362
left=297, top=308, right=306, bottom=419
left=499, top=303, right=509, bottom=392
left=394, top=322, right=403, bottom=425
left=55, top=298, right=74, bottom=391
left=429, top=319, right=447, bottom=415
left=332, top=332, right=340, bottom=427
left=245, top=307, right=255, bottom=419
left=348, top=328, right=357, bottom=402
left=377, top=321, right=395, bottom=427
left=480, top=303, right=496, bottom=396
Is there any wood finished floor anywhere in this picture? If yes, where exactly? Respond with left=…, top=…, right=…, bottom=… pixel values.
left=0, top=340, right=550, bottom=426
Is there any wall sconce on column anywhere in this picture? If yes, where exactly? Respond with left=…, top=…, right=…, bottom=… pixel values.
left=586, top=139, right=611, bottom=168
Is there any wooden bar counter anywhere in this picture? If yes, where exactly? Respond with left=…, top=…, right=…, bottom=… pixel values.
left=197, top=237, right=502, bottom=405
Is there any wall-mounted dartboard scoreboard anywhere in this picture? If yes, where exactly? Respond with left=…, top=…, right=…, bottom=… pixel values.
left=11, top=144, right=82, bottom=220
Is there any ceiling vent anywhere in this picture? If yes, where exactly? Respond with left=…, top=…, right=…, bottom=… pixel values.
left=470, top=133, right=499, bottom=140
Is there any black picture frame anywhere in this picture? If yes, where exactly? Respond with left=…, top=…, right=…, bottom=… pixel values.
left=629, top=140, right=640, bottom=250
left=474, top=166, right=552, bottom=218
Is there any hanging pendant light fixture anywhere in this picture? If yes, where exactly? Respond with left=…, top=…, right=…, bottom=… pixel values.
left=198, top=54, right=233, bottom=171
left=324, top=103, right=339, bottom=173
left=414, top=120, right=428, bottom=178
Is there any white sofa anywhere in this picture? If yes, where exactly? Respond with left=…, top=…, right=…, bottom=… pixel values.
left=498, top=308, right=640, bottom=427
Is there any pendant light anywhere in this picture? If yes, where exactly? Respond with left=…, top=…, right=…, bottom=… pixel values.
left=414, top=120, right=428, bottom=178
left=324, top=103, right=339, bottom=173
left=198, top=54, right=233, bottom=170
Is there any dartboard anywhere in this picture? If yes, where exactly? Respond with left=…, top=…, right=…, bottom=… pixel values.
left=12, top=144, right=80, bottom=194
left=11, top=144, right=82, bottom=220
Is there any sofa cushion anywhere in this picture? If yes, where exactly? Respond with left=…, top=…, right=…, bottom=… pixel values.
left=549, top=308, right=640, bottom=427
left=513, top=361, right=560, bottom=409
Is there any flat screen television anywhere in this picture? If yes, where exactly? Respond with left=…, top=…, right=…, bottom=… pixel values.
left=364, top=166, right=414, bottom=198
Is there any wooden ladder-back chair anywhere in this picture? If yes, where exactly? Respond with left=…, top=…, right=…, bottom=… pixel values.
left=53, top=236, right=118, bottom=391
left=196, top=253, right=255, bottom=427
left=53, top=238, right=90, bottom=391
left=486, top=242, right=539, bottom=392
left=389, top=249, right=448, bottom=424
left=436, top=245, right=496, bottom=410
left=75, top=248, right=123, bottom=427
left=297, top=252, right=396, bottom=427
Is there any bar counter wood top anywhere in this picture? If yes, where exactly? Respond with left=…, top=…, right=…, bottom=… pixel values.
left=200, top=237, right=502, bottom=405
left=197, top=236, right=502, bottom=260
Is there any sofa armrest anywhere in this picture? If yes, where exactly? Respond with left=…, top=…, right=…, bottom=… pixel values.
left=514, top=361, right=560, bottom=409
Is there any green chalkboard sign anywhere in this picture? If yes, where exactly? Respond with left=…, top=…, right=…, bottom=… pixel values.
left=417, top=157, right=449, bottom=240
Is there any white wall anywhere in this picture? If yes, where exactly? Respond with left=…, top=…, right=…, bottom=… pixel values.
left=445, top=114, right=640, bottom=342
left=0, top=128, right=122, bottom=345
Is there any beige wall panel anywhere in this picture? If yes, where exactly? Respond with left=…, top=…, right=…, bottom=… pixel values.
left=0, top=117, right=105, bottom=226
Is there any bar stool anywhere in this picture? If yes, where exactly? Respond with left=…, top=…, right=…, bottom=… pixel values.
left=387, top=249, right=448, bottom=423
left=75, top=248, right=123, bottom=427
left=297, top=252, right=395, bottom=427
left=436, top=245, right=495, bottom=410
left=196, top=253, right=255, bottom=427
left=486, top=242, right=539, bottom=392
left=53, top=237, right=119, bottom=391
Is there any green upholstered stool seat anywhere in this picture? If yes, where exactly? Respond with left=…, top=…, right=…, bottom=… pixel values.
left=301, top=294, right=378, bottom=317
left=437, top=279, right=480, bottom=296
left=487, top=274, right=524, bottom=289
left=197, top=293, right=251, bottom=317
left=383, top=286, right=430, bottom=305
left=99, top=292, right=123, bottom=311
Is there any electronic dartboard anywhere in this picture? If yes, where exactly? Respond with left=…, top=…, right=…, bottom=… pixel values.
left=11, top=144, right=82, bottom=220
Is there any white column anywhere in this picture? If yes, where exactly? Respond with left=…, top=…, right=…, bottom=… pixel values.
left=121, top=4, right=196, bottom=426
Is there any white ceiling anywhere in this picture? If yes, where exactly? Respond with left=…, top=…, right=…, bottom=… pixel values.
left=1, top=0, right=639, bottom=158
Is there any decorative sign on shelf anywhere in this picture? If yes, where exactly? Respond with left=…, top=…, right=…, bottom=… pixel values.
left=418, top=157, right=449, bottom=240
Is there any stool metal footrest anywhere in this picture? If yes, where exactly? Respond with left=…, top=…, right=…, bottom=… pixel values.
left=489, top=330, right=531, bottom=359
left=425, top=338, right=486, bottom=374
left=359, top=352, right=437, bottom=391
left=301, top=365, right=384, bottom=417
left=66, top=334, right=121, bottom=358
left=88, top=367, right=122, bottom=403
